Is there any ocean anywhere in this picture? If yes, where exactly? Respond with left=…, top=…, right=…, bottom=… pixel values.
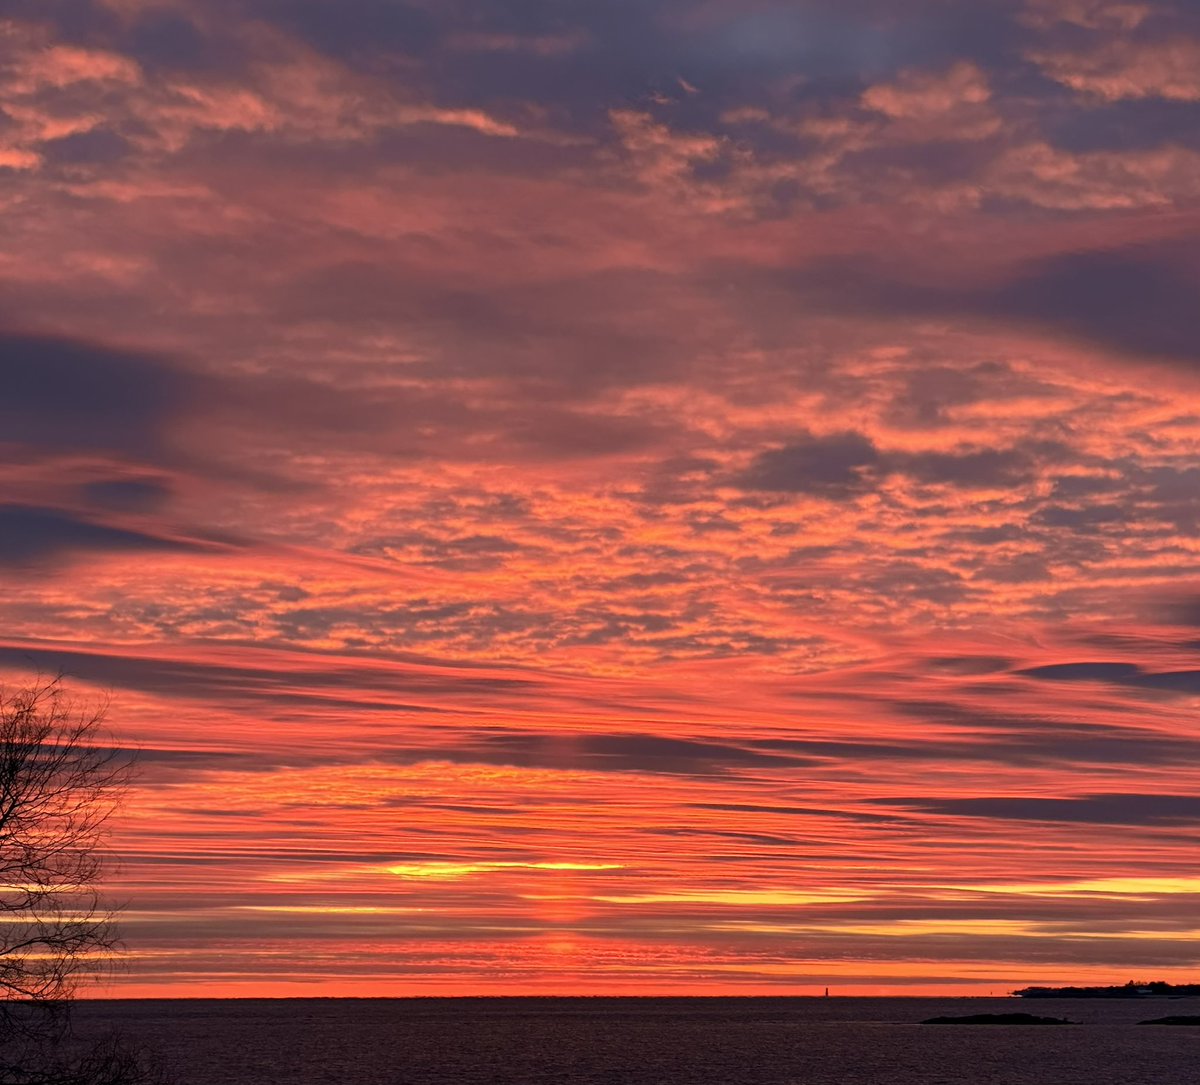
left=70, top=996, right=1200, bottom=1085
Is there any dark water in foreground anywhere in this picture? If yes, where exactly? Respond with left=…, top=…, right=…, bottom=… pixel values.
left=72, top=996, right=1200, bottom=1085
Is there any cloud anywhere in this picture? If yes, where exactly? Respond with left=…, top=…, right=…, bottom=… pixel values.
left=735, top=430, right=1040, bottom=497
left=1042, top=97, right=1200, bottom=155
left=1019, top=661, right=1200, bottom=693
left=259, top=0, right=439, bottom=60
left=0, top=642, right=538, bottom=713
left=39, top=127, right=133, bottom=166
left=735, top=431, right=881, bottom=496
left=1019, top=0, right=1151, bottom=33
left=78, top=477, right=174, bottom=512
left=123, top=10, right=236, bottom=74
left=1032, top=502, right=1127, bottom=531
left=689, top=802, right=908, bottom=824
left=859, top=61, right=999, bottom=143
left=0, top=331, right=206, bottom=459
left=453, top=731, right=803, bottom=776
left=1031, top=37, right=1200, bottom=103
left=885, top=698, right=1200, bottom=766
left=1159, top=594, right=1200, bottom=627
left=974, top=245, right=1200, bottom=367
left=899, top=447, right=1036, bottom=487
left=796, top=242, right=1200, bottom=369
left=1, top=320, right=677, bottom=497
left=885, top=793, right=1200, bottom=825
left=922, top=655, right=1015, bottom=676
left=0, top=504, right=205, bottom=565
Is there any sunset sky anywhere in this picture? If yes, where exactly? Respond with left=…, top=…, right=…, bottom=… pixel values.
left=4, top=0, right=1200, bottom=998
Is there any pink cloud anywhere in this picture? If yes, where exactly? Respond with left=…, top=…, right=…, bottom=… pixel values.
left=1031, top=36, right=1200, bottom=101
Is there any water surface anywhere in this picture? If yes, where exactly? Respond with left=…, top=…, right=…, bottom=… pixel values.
left=72, top=996, right=1200, bottom=1085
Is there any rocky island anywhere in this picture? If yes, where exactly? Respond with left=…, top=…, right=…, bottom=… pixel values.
left=923, top=1013, right=1071, bottom=1025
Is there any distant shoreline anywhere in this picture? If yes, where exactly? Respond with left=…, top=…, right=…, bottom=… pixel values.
left=1016, top=983, right=1200, bottom=999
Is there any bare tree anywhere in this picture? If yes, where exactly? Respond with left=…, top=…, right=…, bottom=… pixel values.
left=0, top=679, right=160, bottom=1085
left=0, top=680, right=123, bottom=1005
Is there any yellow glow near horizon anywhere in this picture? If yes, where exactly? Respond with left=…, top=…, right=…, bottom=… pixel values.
left=595, top=889, right=870, bottom=906
left=707, top=918, right=1039, bottom=937
left=953, top=877, right=1200, bottom=898
left=235, top=905, right=427, bottom=914
left=385, top=861, right=624, bottom=879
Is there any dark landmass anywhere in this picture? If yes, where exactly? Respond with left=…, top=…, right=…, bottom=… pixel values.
left=923, top=1013, right=1071, bottom=1025
left=1015, top=981, right=1200, bottom=999
left=1138, top=1016, right=1200, bottom=1026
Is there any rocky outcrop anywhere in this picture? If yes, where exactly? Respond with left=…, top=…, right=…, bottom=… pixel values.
left=923, top=1012, right=1071, bottom=1025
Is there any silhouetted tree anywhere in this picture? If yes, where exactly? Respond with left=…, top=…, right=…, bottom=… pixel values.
left=0, top=679, right=161, bottom=1085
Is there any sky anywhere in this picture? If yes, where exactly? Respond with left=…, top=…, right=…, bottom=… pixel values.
left=3, top=0, right=1200, bottom=998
